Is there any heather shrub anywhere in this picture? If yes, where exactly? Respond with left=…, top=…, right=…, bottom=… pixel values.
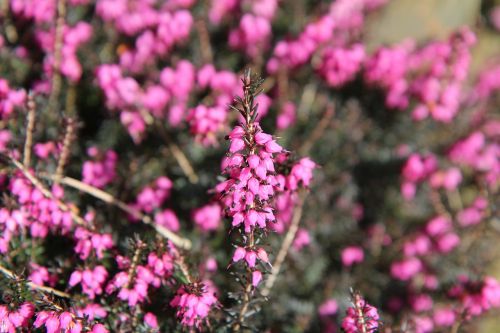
left=0, top=0, right=499, bottom=332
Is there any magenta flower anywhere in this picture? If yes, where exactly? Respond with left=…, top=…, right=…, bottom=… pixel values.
left=341, top=293, right=380, bottom=333
left=170, top=282, right=217, bottom=328
left=341, top=246, right=364, bottom=267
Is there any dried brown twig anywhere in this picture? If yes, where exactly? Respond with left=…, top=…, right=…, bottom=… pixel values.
left=23, top=93, right=36, bottom=167
left=7, top=156, right=92, bottom=229
left=0, top=263, right=71, bottom=298
left=40, top=174, right=193, bottom=250
left=261, top=191, right=307, bottom=297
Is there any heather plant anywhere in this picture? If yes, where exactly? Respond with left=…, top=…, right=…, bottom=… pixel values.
left=0, top=0, right=499, bottom=332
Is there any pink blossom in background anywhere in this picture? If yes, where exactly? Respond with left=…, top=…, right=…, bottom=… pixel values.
left=154, top=209, right=180, bottom=231
left=341, top=246, right=364, bottom=267
left=293, top=228, right=311, bottom=251
left=318, top=44, right=365, bottom=87
left=391, top=257, right=423, bottom=281
left=318, top=299, right=338, bottom=316
left=192, top=203, right=222, bottom=232
left=433, top=307, right=456, bottom=327
left=277, top=102, right=297, bottom=130
left=82, top=147, right=118, bottom=188
left=144, top=312, right=159, bottom=329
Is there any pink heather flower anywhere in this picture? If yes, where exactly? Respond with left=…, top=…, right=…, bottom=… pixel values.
left=391, top=257, right=423, bottom=281
left=293, top=228, right=311, bottom=251
left=192, top=203, right=222, bottom=232
left=147, top=252, right=174, bottom=278
left=425, top=216, right=452, bottom=236
left=34, top=310, right=84, bottom=333
left=0, top=80, right=26, bottom=120
left=229, top=14, right=271, bottom=58
left=69, top=265, right=108, bottom=299
left=403, top=235, right=431, bottom=257
left=256, top=248, right=269, bottom=263
left=402, top=154, right=426, bottom=182
left=277, top=102, right=296, bottom=130
left=411, top=316, right=434, bottom=333
left=90, top=324, right=109, bottom=333
left=0, top=130, right=11, bottom=152
left=208, top=0, right=238, bottom=24
left=205, top=257, right=218, bottom=272
left=218, top=121, right=283, bottom=234
left=29, top=264, right=56, bottom=286
left=232, top=247, right=246, bottom=263
left=457, top=201, right=485, bottom=227
left=433, top=308, right=456, bottom=327
left=245, top=251, right=257, bottom=267
left=318, top=44, right=365, bottom=87
left=144, top=312, right=159, bottom=329
left=318, top=299, right=338, bottom=316
left=74, top=227, right=114, bottom=260
left=401, top=181, right=417, bottom=200
left=120, top=111, right=146, bottom=143
left=154, top=209, right=180, bottom=231
left=410, top=294, right=433, bottom=312
left=252, top=270, right=263, bottom=287
left=0, top=302, right=34, bottom=331
left=436, top=233, right=460, bottom=253
left=170, top=283, right=217, bottom=328
left=187, top=104, right=227, bottom=146
left=76, top=303, right=107, bottom=321
left=82, top=147, right=118, bottom=188
left=429, top=168, right=462, bottom=190
left=135, top=177, right=173, bottom=214
left=287, top=158, right=317, bottom=190
left=341, top=246, right=364, bottom=267
left=341, top=294, right=379, bottom=333
left=34, top=141, right=57, bottom=159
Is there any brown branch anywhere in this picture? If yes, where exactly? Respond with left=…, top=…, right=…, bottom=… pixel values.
left=167, top=141, right=199, bottom=184
left=0, top=263, right=71, bottom=298
left=298, top=103, right=335, bottom=156
left=40, top=174, right=192, bottom=250
left=23, top=93, right=36, bottom=167
left=196, top=20, right=213, bottom=64
left=155, top=123, right=199, bottom=184
left=8, top=156, right=91, bottom=229
left=47, top=0, right=66, bottom=112
left=261, top=192, right=307, bottom=297
left=54, top=117, right=76, bottom=183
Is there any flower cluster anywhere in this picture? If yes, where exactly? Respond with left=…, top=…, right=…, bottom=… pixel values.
left=170, top=282, right=217, bottom=328
left=1, top=0, right=500, bottom=331
left=217, top=73, right=282, bottom=287
left=82, top=147, right=118, bottom=189
left=341, top=293, right=380, bottom=333
left=365, top=28, right=476, bottom=122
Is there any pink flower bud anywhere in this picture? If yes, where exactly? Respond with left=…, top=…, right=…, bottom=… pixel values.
left=232, top=247, right=246, bottom=263
left=247, top=177, right=260, bottom=195
left=248, top=154, right=260, bottom=168
left=252, top=270, right=262, bottom=287
left=341, top=246, right=364, bottom=267
left=255, top=132, right=272, bottom=144
left=144, top=312, right=158, bottom=328
left=69, top=271, right=82, bottom=286
left=265, top=140, right=282, bottom=153
left=230, top=138, right=245, bottom=153
left=232, top=213, right=244, bottom=227
left=245, top=251, right=257, bottom=267
left=256, top=248, right=269, bottom=263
